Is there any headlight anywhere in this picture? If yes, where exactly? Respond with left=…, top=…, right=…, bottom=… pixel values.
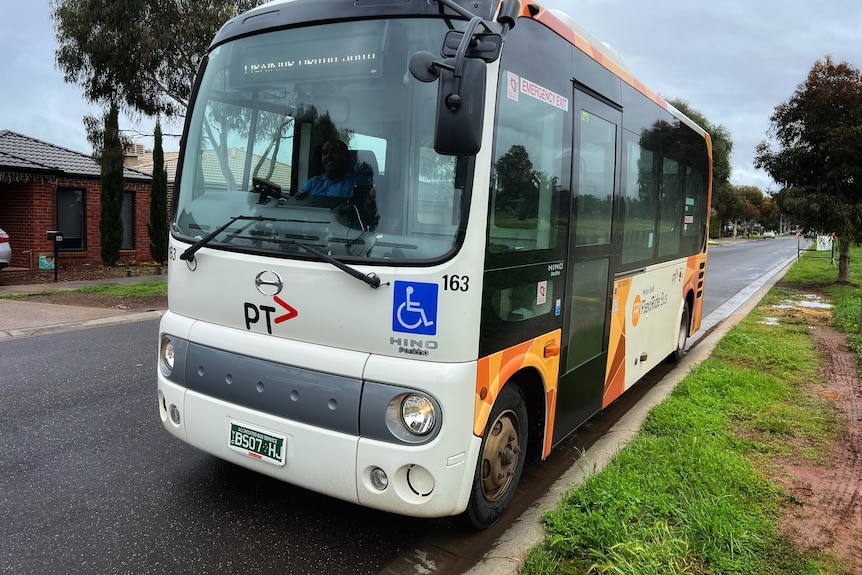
left=401, top=394, right=436, bottom=435
left=160, top=337, right=175, bottom=374
left=381, top=390, right=441, bottom=443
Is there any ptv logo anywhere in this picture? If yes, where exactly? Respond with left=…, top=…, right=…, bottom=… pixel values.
left=244, top=296, right=298, bottom=334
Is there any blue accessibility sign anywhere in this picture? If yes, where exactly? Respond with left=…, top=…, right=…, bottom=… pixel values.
left=392, top=281, right=438, bottom=336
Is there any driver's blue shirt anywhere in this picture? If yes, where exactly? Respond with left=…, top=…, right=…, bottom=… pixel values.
left=300, top=168, right=369, bottom=197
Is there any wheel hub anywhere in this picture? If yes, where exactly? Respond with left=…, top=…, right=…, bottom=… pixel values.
left=480, top=410, right=520, bottom=502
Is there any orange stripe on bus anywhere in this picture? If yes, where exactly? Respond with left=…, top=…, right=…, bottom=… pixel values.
left=521, top=4, right=670, bottom=111
left=474, top=331, right=561, bottom=459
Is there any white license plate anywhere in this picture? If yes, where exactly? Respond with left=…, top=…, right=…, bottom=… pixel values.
left=228, top=421, right=286, bottom=466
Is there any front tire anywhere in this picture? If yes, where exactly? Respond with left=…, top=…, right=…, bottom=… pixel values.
left=465, top=384, right=528, bottom=529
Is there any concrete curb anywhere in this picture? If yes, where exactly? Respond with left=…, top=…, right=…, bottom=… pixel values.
left=0, top=309, right=164, bottom=340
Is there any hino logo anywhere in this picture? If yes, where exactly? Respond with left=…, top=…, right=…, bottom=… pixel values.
left=255, top=270, right=284, bottom=296
left=390, top=337, right=438, bottom=356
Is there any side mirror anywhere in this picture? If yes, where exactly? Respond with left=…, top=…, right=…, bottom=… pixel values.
left=433, top=57, right=486, bottom=155
left=408, top=13, right=491, bottom=156
left=441, top=31, right=502, bottom=62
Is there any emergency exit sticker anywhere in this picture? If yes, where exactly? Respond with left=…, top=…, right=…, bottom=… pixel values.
left=507, top=71, right=520, bottom=101
left=506, top=71, right=569, bottom=112
left=537, top=281, right=548, bottom=305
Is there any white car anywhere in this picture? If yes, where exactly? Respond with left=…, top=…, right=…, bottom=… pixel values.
left=0, top=228, right=11, bottom=270
left=763, top=231, right=775, bottom=239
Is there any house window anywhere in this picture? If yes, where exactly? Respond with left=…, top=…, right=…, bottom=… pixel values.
left=121, top=190, right=135, bottom=250
left=57, top=187, right=85, bottom=250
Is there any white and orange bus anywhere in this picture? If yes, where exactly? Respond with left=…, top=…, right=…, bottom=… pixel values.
left=157, top=0, right=711, bottom=528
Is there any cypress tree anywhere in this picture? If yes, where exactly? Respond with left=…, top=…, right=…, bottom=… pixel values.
left=99, top=103, right=124, bottom=266
left=148, top=119, right=168, bottom=263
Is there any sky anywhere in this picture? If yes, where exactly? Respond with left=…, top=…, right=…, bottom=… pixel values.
left=0, top=2, right=183, bottom=154
left=2, top=1, right=861, bottom=191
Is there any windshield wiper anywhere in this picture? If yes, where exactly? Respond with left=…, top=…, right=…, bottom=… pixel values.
left=179, top=215, right=386, bottom=289
left=288, top=240, right=386, bottom=289
left=180, top=215, right=279, bottom=262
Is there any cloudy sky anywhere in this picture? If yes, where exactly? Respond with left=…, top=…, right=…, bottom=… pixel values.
left=0, top=2, right=184, bottom=154
left=2, top=1, right=861, bottom=191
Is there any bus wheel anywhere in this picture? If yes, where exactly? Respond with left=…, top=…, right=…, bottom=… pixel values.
left=670, top=303, right=690, bottom=363
left=465, top=384, right=528, bottom=529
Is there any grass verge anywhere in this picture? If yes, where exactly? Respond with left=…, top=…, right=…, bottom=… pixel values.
left=0, top=281, right=167, bottom=299
left=521, top=246, right=860, bottom=575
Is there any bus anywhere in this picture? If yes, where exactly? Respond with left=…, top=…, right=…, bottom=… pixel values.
left=157, top=0, right=712, bottom=529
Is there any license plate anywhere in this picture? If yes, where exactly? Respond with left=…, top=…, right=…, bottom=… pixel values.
left=228, top=421, right=286, bottom=466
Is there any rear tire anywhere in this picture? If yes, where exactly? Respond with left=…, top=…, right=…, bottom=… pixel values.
left=670, top=303, right=690, bottom=363
left=465, top=384, right=528, bottom=529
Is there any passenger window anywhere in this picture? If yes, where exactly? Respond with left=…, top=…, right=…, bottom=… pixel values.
left=621, top=137, right=657, bottom=263
left=492, top=281, right=554, bottom=322
left=575, top=111, right=615, bottom=246
left=489, top=68, right=567, bottom=256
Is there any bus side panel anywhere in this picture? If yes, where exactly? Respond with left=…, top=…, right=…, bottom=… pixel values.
left=688, top=251, right=708, bottom=333
left=473, top=330, right=561, bottom=458
left=604, top=260, right=693, bottom=407
left=604, top=276, right=632, bottom=406
left=553, top=353, right=606, bottom=446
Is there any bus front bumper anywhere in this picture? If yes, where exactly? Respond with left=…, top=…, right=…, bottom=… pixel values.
left=157, top=376, right=482, bottom=519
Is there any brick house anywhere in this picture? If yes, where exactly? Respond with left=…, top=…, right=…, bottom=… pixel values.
left=0, top=130, right=153, bottom=270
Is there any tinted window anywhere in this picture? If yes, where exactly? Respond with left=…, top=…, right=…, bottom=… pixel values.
left=57, top=188, right=85, bottom=251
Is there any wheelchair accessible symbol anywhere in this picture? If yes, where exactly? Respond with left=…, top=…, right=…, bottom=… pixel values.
left=392, top=281, right=438, bottom=336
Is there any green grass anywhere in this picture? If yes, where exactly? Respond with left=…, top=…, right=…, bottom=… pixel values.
left=521, top=247, right=862, bottom=575
left=76, top=281, right=167, bottom=297
left=781, top=246, right=862, bottom=365
left=0, top=281, right=167, bottom=299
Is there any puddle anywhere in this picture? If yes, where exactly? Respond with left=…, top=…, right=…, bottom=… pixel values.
left=797, top=300, right=833, bottom=309
left=773, top=294, right=833, bottom=310
left=759, top=294, right=832, bottom=325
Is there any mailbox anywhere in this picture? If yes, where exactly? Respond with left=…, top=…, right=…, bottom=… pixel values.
left=46, top=230, right=63, bottom=281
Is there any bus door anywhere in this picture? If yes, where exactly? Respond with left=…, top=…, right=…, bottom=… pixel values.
left=553, top=91, right=621, bottom=444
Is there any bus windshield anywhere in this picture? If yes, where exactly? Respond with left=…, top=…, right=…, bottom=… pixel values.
left=173, top=18, right=471, bottom=262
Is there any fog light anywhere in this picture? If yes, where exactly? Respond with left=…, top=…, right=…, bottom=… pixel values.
left=407, top=465, right=435, bottom=497
left=169, top=404, right=181, bottom=425
left=370, top=467, right=389, bottom=491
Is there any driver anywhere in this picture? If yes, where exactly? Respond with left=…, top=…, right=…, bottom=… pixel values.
left=300, top=138, right=370, bottom=197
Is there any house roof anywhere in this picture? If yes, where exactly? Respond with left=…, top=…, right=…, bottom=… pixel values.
left=131, top=148, right=292, bottom=190
left=0, top=130, right=151, bottom=182
left=132, top=151, right=180, bottom=184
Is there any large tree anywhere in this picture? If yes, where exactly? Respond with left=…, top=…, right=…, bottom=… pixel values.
left=733, top=185, right=768, bottom=236
left=668, top=99, right=733, bottom=238
left=755, top=56, right=862, bottom=282
left=52, top=0, right=264, bottom=119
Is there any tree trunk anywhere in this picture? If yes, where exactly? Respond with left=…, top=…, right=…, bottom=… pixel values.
left=838, top=239, right=851, bottom=283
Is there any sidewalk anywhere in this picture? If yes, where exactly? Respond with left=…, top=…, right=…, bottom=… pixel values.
left=0, top=273, right=165, bottom=339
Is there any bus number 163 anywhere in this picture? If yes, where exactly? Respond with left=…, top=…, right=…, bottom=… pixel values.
left=442, top=274, right=469, bottom=292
